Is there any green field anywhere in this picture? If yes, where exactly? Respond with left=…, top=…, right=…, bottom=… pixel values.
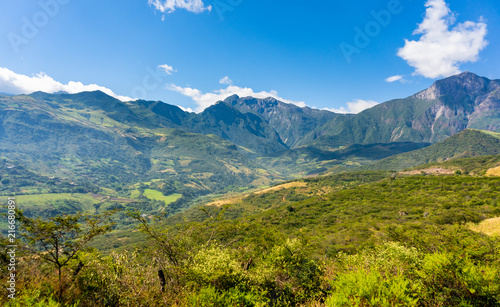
left=143, top=189, right=182, bottom=204
left=0, top=193, right=97, bottom=230
left=0, top=193, right=97, bottom=211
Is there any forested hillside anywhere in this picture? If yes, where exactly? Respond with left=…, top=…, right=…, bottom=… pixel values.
left=3, top=157, right=500, bottom=306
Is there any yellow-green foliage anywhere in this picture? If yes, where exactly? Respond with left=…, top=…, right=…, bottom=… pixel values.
left=0, top=193, right=95, bottom=211
left=417, top=252, right=500, bottom=306
left=73, top=251, right=166, bottom=306
left=188, top=245, right=243, bottom=289
left=327, top=243, right=421, bottom=307
left=337, top=242, right=423, bottom=274
left=326, top=270, right=419, bottom=307
left=325, top=242, right=500, bottom=307
left=469, top=217, right=500, bottom=236
left=3, top=290, right=76, bottom=307
left=143, top=189, right=182, bottom=204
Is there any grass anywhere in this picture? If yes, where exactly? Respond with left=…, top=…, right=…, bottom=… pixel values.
left=0, top=193, right=97, bottom=229
left=473, top=129, right=500, bottom=139
left=486, top=166, right=500, bottom=176
left=0, top=193, right=96, bottom=210
left=130, top=190, right=141, bottom=198
left=143, top=189, right=182, bottom=204
left=469, top=217, right=500, bottom=236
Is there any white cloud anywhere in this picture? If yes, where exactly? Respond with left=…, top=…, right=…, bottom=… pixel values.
left=325, top=99, right=379, bottom=114
left=168, top=83, right=306, bottom=113
left=385, top=75, right=403, bottom=83
left=148, top=0, right=211, bottom=14
left=219, top=76, right=233, bottom=85
left=0, top=67, right=133, bottom=101
left=397, top=0, right=488, bottom=79
left=158, top=64, right=177, bottom=75
left=176, top=105, right=194, bottom=113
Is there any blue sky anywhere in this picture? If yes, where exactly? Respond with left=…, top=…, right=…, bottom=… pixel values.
left=0, top=0, right=498, bottom=113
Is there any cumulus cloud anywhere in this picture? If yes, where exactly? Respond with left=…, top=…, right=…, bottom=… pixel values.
left=168, top=83, right=306, bottom=113
left=219, top=76, right=233, bottom=85
left=397, top=0, right=488, bottom=79
left=385, top=75, right=403, bottom=83
left=158, top=64, right=177, bottom=75
left=325, top=99, right=379, bottom=114
left=148, top=0, right=211, bottom=14
left=0, top=67, right=133, bottom=101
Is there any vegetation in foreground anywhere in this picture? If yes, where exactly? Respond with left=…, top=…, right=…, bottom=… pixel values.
left=2, top=165, right=500, bottom=306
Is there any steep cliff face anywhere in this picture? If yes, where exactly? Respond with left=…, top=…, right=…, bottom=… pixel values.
left=413, top=72, right=500, bottom=140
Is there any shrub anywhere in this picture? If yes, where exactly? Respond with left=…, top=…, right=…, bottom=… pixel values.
left=417, top=252, right=500, bottom=306
left=188, top=245, right=244, bottom=290
left=187, top=286, right=268, bottom=307
left=265, top=238, right=323, bottom=305
left=325, top=242, right=422, bottom=307
left=326, top=269, right=419, bottom=307
left=3, top=290, right=78, bottom=307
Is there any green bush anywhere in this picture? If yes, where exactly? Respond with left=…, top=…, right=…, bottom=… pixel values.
left=418, top=252, right=500, bottom=306
left=337, top=242, right=423, bottom=275
left=187, top=286, right=268, bottom=307
left=3, top=290, right=78, bottom=307
left=326, top=269, right=419, bottom=307
left=326, top=242, right=422, bottom=307
left=264, top=238, right=323, bottom=305
left=188, top=245, right=244, bottom=290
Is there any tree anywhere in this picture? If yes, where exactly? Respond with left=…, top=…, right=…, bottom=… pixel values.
left=17, top=210, right=116, bottom=300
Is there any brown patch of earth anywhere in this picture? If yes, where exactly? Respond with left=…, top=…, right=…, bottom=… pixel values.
left=91, top=194, right=135, bottom=202
left=206, top=181, right=308, bottom=207
left=400, top=167, right=456, bottom=175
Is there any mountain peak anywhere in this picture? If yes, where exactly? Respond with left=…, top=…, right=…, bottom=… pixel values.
left=223, top=94, right=240, bottom=104
left=413, top=72, right=492, bottom=101
left=70, top=90, right=118, bottom=100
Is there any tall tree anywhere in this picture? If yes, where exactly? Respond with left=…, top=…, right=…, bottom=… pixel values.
left=17, top=210, right=116, bottom=300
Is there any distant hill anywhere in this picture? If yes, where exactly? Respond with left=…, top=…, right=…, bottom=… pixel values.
left=363, top=129, right=500, bottom=171
left=260, top=141, right=430, bottom=177
left=405, top=155, right=500, bottom=176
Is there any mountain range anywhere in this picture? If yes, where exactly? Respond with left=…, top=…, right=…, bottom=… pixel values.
left=301, top=72, right=500, bottom=147
left=0, top=71, right=499, bottom=204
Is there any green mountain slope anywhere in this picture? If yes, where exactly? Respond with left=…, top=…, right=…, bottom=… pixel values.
left=225, top=95, right=339, bottom=148
left=185, top=101, right=288, bottom=154
left=364, top=129, right=500, bottom=171
left=259, top=141, right=430, bottom=177
left=0, top=93, right=281, bottom=197
left=241, top=174, right=500, bottom=253
left=408, top=155, right=500, bottom=176
left=302, top=72, right=500, bottom=147
left=2, top=72, right=500, bottom=210
left=162, top=162, right=500, bottom=254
